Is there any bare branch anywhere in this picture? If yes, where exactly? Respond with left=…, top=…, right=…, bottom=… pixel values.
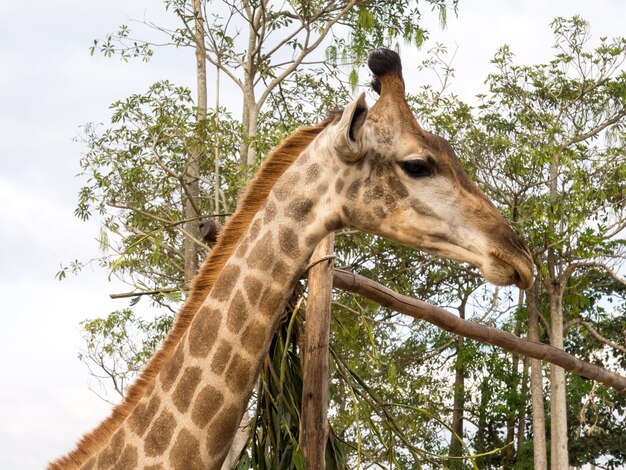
left=332, top=269, right=626, bottom=394
left=110, top=287, right=182, bottom=299
left=255, top=0, right=364, bottom=111
left=107, top=202, right=207, bottom=249
left=560, top=108, right=626, bottom=149
left=174, top=8, right=244, bottom=89
left=568, top=318, right=626, bottom=355
left=561, top=260, right=626, bottom=287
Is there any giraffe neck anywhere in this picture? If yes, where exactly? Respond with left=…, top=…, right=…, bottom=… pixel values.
left=86, top=149, right=337, bottom=469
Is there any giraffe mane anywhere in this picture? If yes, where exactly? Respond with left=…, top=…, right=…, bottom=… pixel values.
left=50, top=116, right=335, bottom=470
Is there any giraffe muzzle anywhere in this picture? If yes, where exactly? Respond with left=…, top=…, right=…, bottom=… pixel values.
left=484, top=248, right=534, bottom=290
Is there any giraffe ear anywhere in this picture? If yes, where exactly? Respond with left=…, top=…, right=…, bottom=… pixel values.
left=334, top=92, right=369, bottom=163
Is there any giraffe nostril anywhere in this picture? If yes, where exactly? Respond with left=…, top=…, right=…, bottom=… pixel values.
left=511, top=258, right=534, bottom=290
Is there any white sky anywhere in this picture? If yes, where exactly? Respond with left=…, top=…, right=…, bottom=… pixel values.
left=0, top=0, right=624, bottom=468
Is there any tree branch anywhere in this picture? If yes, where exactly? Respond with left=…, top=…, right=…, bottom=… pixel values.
left=255, top=0, right=363, bottom=111
left=110, top=287, right=182, bottom=299
left=560, top=108, right=626, bottom=149
left=332, top=268, right=626, bottom=394
left=107, top=202, right=207, bottom=249
left=561, top=260, right=626, bottom=288
left=174, top=8, right=245, bottom=89
left=567, top=318, right=626, bottom=355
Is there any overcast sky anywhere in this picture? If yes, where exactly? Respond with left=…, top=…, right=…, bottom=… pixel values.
left=1, top=1, right=624, bottom=468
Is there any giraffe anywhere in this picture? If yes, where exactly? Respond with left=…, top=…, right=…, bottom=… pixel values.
left=51, top=49, right=533, bottom=469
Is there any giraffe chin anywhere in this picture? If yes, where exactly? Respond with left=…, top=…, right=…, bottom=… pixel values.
left=482, top=254, right=534, bottom=290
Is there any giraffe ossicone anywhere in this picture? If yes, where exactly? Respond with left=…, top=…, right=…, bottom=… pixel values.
left=51, top=48, right=533, bottom=470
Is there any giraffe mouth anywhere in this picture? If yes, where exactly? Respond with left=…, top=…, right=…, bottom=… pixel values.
left=408, top=232, right=533, bottom=289
left=485, top=250, right=534, bottom=290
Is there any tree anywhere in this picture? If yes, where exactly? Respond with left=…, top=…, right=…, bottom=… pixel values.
left=63, top=3, right=626, bottom=467
left=404, top=22, right=626, bottom=466
left=468, top=16, right=626, bottom=468
left=62, top=0, right=461, bottom=467
left=69, top=0, right=459, bottom=296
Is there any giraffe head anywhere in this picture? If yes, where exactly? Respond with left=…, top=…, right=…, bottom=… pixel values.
left=322, top=49, right=533, bottom=289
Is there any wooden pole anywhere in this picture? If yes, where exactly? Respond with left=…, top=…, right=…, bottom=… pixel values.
left=300, top=233, right=335, bottom=469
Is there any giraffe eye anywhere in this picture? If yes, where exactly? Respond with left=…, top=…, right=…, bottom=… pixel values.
left=400, top=159, right=432, bottom=178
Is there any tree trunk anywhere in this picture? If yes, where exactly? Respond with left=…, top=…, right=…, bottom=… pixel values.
left=183, top=0, right=207, bottom=284
left=240, top=97, right=250, bottom=168
left=475, top=378, right=489, bottom=454
left=246, top=106, right=259, bottom=168
left=548, top=287, right=569, bottom=469
left=239, top=2, right=258, bottom=171
left=448, top=299, right=466, bottom=468
left=214, top=62, right=221, bottom=216
left=526, top=282, right=548, bottom=470
left=547, top=148, right=569, bottom=469
left=517, top=355, right=529, bottom=455
left=504, top=294, right=524, bottom=466
left=300, top=234, right=335, bottom=470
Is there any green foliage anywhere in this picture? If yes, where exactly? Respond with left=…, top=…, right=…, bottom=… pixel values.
left=67, top=80, right=243, bottom=291
left=442, top=17, right=626, bottom=467
left=79, top=309, right=172, bottom=397
left=69, top=5, right=626, bottom=469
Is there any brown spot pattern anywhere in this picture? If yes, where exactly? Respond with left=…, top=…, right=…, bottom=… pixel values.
left=247, top=232, right=274, bottom=270
left=169, top=429, right=204, bottom=470
left=278, top=226, right=300, bottom=258
left=387, top=174, right=409, bottom=198
left=384, top=193, right=397, bottom=210
left=243, top=275, right=263, bottom=304
left=297, top=152, right=310, bottom=165
left=325, top=216, right=343, bottom=231
left=212, top=265, right=240, bottom=302
left=145, top=410, right=176, bottom=457
left=271, top=260, right=291, bottom=284
left=145, top=378, right=156, bottom=396
left=316, top=181, right=329, bottom=194
left=206, top=404, right=240, bottom=455
left=112, top=445, right=138, bottom=470
left=129, top=395, right=161, bottom=437
left=346, top=179, right=362, bottom=200
left=225, top=354, right=252, bottom=392
left=172, top=367, right=202, bottom=413
left=335, top=178, right=345, bottom=193
left=160, top=344, right=185, bottom=391
left=97, top=429, right=124, bottom=469
left=248, top=218, right=262, bottom=239
left=285, top=197, right=313, bottom=221
left=210, top=339, right=233, bottom=375
left=191, top=385, right=224, bottom=428
left=264, top=200, right=277, bottom=223
left=241, top=319, right=267, bottom=355
left=260, top=286, right=284, bottom=317
left=234, top=239, right=249, bottom=259
left=188, top=306, right=219, bottom=358
left=409, top=198, right=434, bottom=216
left=305, top=163, right=321, bottom=184
left=273, top=173, right=299, bottom=201
left=364, top=184, right=385, bottom=204
left=226, top=291, right=248, bottom=332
